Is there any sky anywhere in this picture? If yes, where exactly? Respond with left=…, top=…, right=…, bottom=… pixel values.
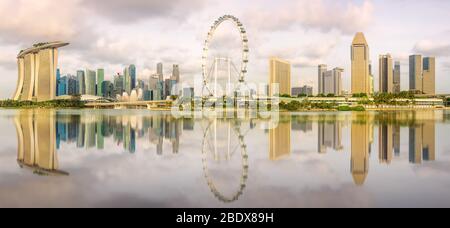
left=0, top=0, right=450, bottom=98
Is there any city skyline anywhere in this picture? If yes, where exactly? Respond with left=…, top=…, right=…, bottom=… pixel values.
left=1, top=0, right=450, bottom=98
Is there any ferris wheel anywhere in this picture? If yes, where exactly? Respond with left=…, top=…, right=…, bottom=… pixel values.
left=202, top=15, right=249, bottom=98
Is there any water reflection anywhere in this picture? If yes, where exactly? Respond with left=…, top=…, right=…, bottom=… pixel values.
left=7, top=109, right=449, bottom=206
left=14, top=110, right=68, bottom=176
left=201, top=119, right=249, bottom=203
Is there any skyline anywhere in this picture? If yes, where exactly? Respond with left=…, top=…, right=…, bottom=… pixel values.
left=1, top=0, right=450, bottom=98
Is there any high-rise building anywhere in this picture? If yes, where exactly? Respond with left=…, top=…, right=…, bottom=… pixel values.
left=56, top=68, right=61, bottom=95
left=369, top=62, right=374, bottom=95
left=409, top=55, right=422, bottom=93
left=351, top=32, right=370, bottom=95
left=269, top=57, right=291, bottom=96
left=123, top=67, right=130, bottom=94
left=292, top=85, right=313, bottom=97
left=409, top=55, right=435, bottom=94
left=57, top=76, right=67, bottom=96
left=13, top=42, right=69, bottom=101
left=393, top=61, right=401, bottom=93
left=379, top=54, right=394, bottom=93
left=423, top=57, right=435, bottom=95
left=114, top=73, right=124, bottom=97
left=101, top=81, right=113, bottom=98
left=137, top=79, right=145, bottom=89
left=67, top=75, right=77, bottom=95
left=157, top=62, right=163, bottom=81
left=76, top=70, right=85, bottom=95
left=172, top=64, right=180, bottom=82
left=183, top=87, right=194, bottom=98
left=323, top=68, right=343, bottom=96
left=318, top=64, right=327, bottom=95
left=85, top=69, right=96, bottom=95
left=129, top=64, right=136, bottom=90
left=97, top=69, right=104, bottom=96
left=149, top=74, right=159, bottom=90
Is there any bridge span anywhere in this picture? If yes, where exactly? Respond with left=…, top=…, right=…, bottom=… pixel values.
left=85, top=100, right=173, bottom=109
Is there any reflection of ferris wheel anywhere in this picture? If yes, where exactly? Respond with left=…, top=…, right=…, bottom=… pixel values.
left=202, top=15, right=249, bottom=98
left=201, top=119, right=249, bottom=203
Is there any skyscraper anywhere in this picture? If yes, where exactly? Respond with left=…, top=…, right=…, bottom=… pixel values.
left=149, top=74, right=159, bottom=90
left=13, top=42, right=69, bottom=102
left=351, top=32, right=370, bottom=95
left=423, top=57, right=435, bottom=95
left=379, top=54, right=394, bottom=93
left=157, top=62, right=163, bottom=81
left=172, top=64, right=180, bottom=82
left=369, top=61, right=374, bottom=95
left=114, top=73, right=124, bottom=97
left=85, top=69, right=96, bottom=95
left=322, top=67, right=343, bottom=96
left=124, top=67, right=130, bottom=94
left=56, top=68, right=61, bottom=95
left=393, top=61, right=401, bottom=93
left=67, top=75, right=77, bottom=95
left=129, top=64, right=136, bottom=90
left=101, top=81, right=113, bottom=98
left=76, top=70, right=85, bottom=95
left=409, top=55, right=435, bottom=94
left=97, top=69, right=104, bottom=96
left=269, top=57, right=291, bottom=96
left=318, top=64, right=327, bottom=95
left=57, top=76, right=67, bottom=96
left=409, top=55, right=422, bottom=93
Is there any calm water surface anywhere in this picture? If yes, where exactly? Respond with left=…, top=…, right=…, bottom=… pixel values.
left=1, top=109, right=450, bottom=208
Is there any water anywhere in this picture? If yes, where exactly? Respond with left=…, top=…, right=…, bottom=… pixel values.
left=0, top=109, right=450, bottom=208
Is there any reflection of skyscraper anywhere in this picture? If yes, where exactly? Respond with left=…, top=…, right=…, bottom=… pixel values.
left=379, top=124, right=393, bottom=164
left=292, top=121, right=313, bottom=133
left=96, top=121, right=104, bottom=150
left=351, top=114, right=370, bottom=186
left=318, top=122, right=343, bottom=153
left=85, top=122, right=96, bottom=148
left=393, top=126, right=401, bottom=156
left=183, top=118, right=194, bottom=131
left=269, top=120, right=291, bottom=160
left=14, top=110, right=68, bottom=175
left=409, top=121, right=435, bottom=164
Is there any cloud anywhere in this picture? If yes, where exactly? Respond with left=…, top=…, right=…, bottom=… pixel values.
left=81, top=0, right=206, bottom=23
left=413, top=40, right=450, bottom=57
left=245, top=0, right=374, bottom=35
left=0, top=54, right=16, bottom=71
left=0, top=0, right=84, bottom=45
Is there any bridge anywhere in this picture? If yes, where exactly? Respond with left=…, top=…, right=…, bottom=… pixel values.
left=85, top=100, right=173, bottom=109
